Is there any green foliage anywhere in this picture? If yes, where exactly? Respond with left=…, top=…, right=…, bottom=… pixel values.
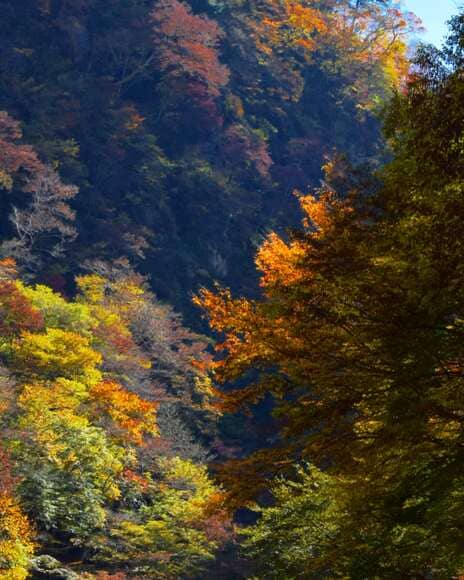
left=97, top=457, right=224, bottom=578
left=243, top=465, right=342, bottom=579
left=16, top=432, right=119, bottom=540
left=20, top=283, right=93, bottom=334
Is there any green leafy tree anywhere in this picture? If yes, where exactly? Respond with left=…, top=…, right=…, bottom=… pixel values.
left=242, top=464, right=342, bottom=579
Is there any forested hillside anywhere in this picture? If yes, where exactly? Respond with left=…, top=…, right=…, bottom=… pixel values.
left=4, top=1, right=464, bottom=579
left=0, top=0, right=417, bottom=317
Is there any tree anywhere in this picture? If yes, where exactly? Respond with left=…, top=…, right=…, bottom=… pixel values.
left=0, top=273, right=155, bottom=551
left=0, top=0, right=419, bottom=318
left=0, top=280, right=43, bottom=338
left=0, top=349, right=34, bottom=580
left=89, top=379, right=158, bottom=445
left=242, top=464, right=342, bottom=579
left=151, top=0, right=229, bottom=98
left=0, top=111, right=43, bottom=191
left=0, top=264, right=228, bottom=573
left=260, top=0, right=421, bottom=108
left=0, top=448, right=35, bottom=580
left=99, top=456, right=228, bottom=579
left=197, top=13, right=464, bottom=576
left=76, top=263, right=219, bottom=449
left=151, top=0, right=229, bottom=130
left=0, top=111, right=78, bottom=272
left=10, top=166, right=78, bottom=263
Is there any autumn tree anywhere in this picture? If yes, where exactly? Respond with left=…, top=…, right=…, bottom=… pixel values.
left=151, top=0, right=229, bottom=97
left=151, top=0, right=229, bottom=131
left=0, top=360, right=35, bottom=580
left=0, top=261, right=229, bottom=575
left=0, top=111, right=78, bottom=272
left=76, top=260, right=219, bottom=451
left=221, top=124, right=273, bottom=179
left=0, top=112, right=42, bottom=191
left=10, top=167, right=78, bottom=261
left=0, top=0, right=420, bottom=319
left=0, top=280, right=43, bottom=338
left=97, top=456, right=228, bottom=578
left=259, top=0, right=421, bottom=107
left=0, top=447, right=35, bottom=580
left=0, top=271, right=153, bottom=550
left=197, top=13, right=464, bottom=576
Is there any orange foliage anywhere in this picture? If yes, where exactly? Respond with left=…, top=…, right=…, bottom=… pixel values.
left=0, top=492, right=35, bottom=552
left=96, top=321, right=137, bottom=356
left=256, top=232, right=307, bottom=289
left=151, top=0, right=229, bottom=97
left=263, top=1, right=327, bottom=51
left=258, top=0, right=420, bottom=90
left=0, top=112, right=43, bottom=191
left=122, top=468, right=150, bottom=491
left=90, top=380, right=158, bottom=444
left=195, top=179, right=362, bottom=463
left=0, top=258, right=18, bottom=280
left=0, top=281, right=44, bottom=337
left=0, top=447, right=35, bottom=568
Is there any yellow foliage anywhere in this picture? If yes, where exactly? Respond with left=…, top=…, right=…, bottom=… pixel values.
left=76, top=274, right=107, bottom=304
left=159, top=456, right=217, bottom=506
left=0, top=493, right=35, bottom=579
left=12, top=328, right=102, bottom=384
left=19, top=283, right=93, bottom=334
left=0, top=271, right=165, bottom=564
left=0, top=170, right=14, bottom=192
left=299, top=191, right=334, bottom=234
left=18, top=378, right=88, bottom=418
left=76, top=274, right=151, bottom=371
left=17, top=382, right=91, bottom=464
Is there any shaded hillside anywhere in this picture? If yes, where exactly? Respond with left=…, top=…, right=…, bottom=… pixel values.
left=0, top=0, right=417, bottom=319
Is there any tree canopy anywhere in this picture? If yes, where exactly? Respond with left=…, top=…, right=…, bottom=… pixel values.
left=197, top=13, right=464, bottom=576
left=0, top=0, right=417, bottom=317
left=0, top=259, right=229, bottom=578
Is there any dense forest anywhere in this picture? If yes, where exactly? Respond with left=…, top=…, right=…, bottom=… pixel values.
left=1, top=0, right=464, bottom=578
left=0, top=0, right=418, bottom=318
